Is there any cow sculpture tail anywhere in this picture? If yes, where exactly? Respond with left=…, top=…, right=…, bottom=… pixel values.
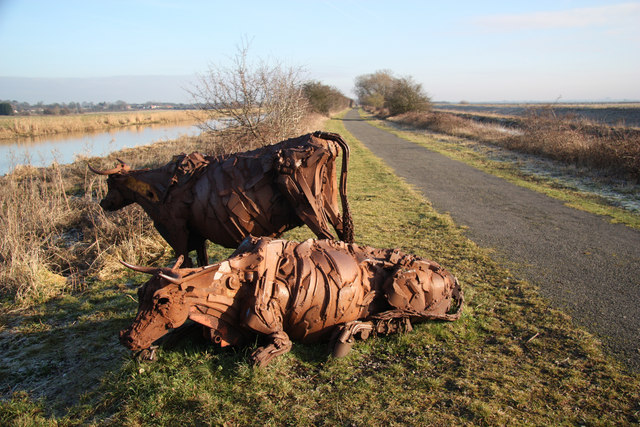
left=314, top=131, right=354, bottom=243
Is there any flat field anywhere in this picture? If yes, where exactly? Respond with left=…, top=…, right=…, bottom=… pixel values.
left=434, top=102, right=640, bottom=128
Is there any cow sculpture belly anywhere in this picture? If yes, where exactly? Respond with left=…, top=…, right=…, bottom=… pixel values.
left=119, top=236, right=464, bottom=366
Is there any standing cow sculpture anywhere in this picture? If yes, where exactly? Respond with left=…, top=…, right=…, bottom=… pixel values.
left=119, top=236, right=464, bottom=366
left=90, top=131, right=353, bottom=267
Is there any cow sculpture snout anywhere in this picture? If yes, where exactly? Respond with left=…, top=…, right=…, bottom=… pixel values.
left=119, top=329, right=136, bottom=348
left=118, top=256, right=193, bottom=351
left=99, top=194, right=120, bottom=211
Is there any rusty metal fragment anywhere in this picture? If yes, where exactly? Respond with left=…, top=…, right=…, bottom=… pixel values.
left=119, top=236, right=464, bottom=366
left=91, top=131, right=354, bottom=267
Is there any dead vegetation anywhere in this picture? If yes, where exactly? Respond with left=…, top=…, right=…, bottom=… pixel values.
left=0, top=132, right=218, bottom=307
left=390, top=106, right=640, bottom=181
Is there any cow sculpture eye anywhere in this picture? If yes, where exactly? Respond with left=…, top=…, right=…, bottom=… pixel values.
left=157, top=297, right=170, bottom=305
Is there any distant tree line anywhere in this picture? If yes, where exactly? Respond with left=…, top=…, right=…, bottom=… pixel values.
left=0, top=102, right=13, bottom=115
left=354, top=70, right=431, bottom=116
left=0, top=100, right=200, bottom=116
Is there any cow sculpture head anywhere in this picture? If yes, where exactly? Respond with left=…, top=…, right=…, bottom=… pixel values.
left=89, top=160, right=163, bottom=211
left=119, top=256, right=194, bottom=351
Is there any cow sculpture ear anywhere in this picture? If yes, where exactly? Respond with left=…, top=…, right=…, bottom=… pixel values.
left=115, top=159, right=131, bottom=172
left=171, top=255, right=184, bottom=271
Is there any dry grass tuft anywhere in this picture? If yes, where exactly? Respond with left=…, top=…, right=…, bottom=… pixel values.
left=0, top=164, right=80, bottom=304
left=0, top=160, right=170, bottom=306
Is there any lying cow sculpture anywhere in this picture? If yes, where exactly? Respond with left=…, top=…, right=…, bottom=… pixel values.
left=119, top=236, right=464, bottom=366
left=90, top=131, right=353, bottom=267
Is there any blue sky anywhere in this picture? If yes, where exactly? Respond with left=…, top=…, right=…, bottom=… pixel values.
left=1, top=0, right=638, bottom=103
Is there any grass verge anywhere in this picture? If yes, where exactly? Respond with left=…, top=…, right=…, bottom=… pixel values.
left=365, top=112, right=640, bottom=230
left=1, top=113, right=639, bottom=425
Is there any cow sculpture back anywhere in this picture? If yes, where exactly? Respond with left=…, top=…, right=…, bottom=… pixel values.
left=91, top=131, right=353, bottom=267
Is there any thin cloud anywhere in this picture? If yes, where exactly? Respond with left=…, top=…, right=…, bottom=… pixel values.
left=473, top=2, right=640, bottom=31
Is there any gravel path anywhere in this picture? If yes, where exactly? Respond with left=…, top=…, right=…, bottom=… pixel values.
left=342, top=109, right=640, bottom=371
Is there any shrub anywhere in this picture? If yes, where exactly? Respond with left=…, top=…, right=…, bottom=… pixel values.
left=303, top=81, right=351, bottom=115
left=354, top=70, right=395, bottom=109
left=354, top=71, right=431, bottom=116
left=386, top=77, right=431, bottom=116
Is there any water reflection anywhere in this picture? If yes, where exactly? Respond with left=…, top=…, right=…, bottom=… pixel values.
left=0, top=122, right=203, bottom=175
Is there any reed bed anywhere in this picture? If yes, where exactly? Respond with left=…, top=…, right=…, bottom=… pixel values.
left=0, top=110, right=204, bottom=140
left=0, top=161, right=167, bottom=306
left=512, top=107, right=640, bottom=177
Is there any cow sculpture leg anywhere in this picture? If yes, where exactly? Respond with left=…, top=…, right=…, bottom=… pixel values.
left=195, top=239, right=208, bottom=267
left=331, top=320, right=375, bottom=358
left=244, top=298, right=294, bottom=367
left=330, top=318, right=413, bottom=358
left=251, top=331, right=293, bottom=367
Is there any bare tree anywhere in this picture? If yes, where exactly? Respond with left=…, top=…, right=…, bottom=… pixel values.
left=354, top=70, right=395, bottom=109
left=190, top=41, right=309, bottom=147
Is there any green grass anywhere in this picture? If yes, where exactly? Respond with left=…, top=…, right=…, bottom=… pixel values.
left=1, top=113, right=639, bottom=425
left=364, top=111, right=640, bottom=230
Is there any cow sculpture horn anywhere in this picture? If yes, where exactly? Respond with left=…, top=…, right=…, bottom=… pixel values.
left=120, top=256, right=197, bottom=279
left=158, top=273, right=182, bottom=285
left=120, top=260, right=159, bottom=275
left=88, top=160, right=130, bottom=175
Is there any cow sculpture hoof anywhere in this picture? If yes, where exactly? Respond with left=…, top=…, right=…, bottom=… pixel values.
left=331, top=321, right=375, bottom=358
left=250, top=331, right=293, bottom=368
left=134, top=345, right=158, bottom=362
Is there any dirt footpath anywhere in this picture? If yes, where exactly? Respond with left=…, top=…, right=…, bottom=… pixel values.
left=342, top=109, right=640, bottom=371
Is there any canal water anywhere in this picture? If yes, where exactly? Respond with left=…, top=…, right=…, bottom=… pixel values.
left=0, top=122, right=204, bottom=175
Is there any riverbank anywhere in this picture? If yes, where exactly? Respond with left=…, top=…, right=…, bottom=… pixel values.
left=0, top=110, right=205, bottom=140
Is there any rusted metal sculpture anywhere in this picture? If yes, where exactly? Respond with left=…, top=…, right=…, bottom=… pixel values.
left=119, top=236, right=464, bottom=366
left=90, top=131, right=354, bottom=267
